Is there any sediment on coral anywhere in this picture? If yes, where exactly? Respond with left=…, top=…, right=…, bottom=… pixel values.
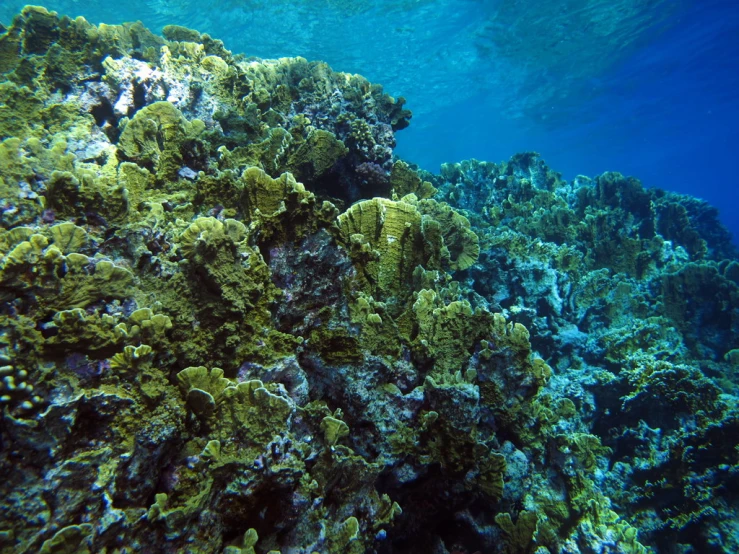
left=0, top=6, right=737, bottom=554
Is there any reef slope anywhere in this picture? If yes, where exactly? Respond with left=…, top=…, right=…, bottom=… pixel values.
left=1, top=7, right=738, bottom=554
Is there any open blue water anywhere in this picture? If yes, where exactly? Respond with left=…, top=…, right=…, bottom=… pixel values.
left=2, top=0, right=737, bottom=242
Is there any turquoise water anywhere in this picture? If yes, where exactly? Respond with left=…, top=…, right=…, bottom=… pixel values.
left=2, top=0, right=737, bottom=241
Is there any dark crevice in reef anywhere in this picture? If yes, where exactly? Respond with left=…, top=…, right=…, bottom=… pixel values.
left=91, top=97, right=117, bottom=129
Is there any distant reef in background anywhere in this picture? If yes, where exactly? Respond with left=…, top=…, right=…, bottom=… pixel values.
left=0, top=6, right=738, bottom=554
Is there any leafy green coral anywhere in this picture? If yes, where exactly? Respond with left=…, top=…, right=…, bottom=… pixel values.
left=238, top=167, right=338, bottom=242
left=389, top=159, right=437, bottom=200
left=176, top=366, right=232, bottom=419
left=336, top=196, right=426, bottom=301
left=324, top=516, right=362, bottom=554
left=334, top=195, right=479, bottom=317
left=1, top=6, right=735, bottom=554
left=178, top=216, right=248, bottom=258
left=219, top=379, right=293, bottom=445
left=38, top=524, right=93, bottom=554
left=320, top=415, right=350, bottom=446
left=415, top=197, right=480, bottom=271
left=118, top=101, right=206, bottom=179
left=410, top=289, right=491, bottom=377
left=286, top=128, right=348, bottom=182
left=44, top=308, right=122, bottom=355
left=0, top=8, right=423, bottom=554
left=348, top=293, right=403, bottom=358
left=495, top=510, right=539, bottom=554
left=0, top=228, right=133, bottom=312
left=222, top=528, right=259, bottom=554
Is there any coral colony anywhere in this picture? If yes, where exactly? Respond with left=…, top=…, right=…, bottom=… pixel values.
left=0, top=6, right=738, bottom=554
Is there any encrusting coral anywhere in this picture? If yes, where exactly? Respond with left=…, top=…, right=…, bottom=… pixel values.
left=0, top=6, right=738, bottom=554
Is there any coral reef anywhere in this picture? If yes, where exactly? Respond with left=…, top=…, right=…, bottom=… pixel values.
left=0, top=6, right=738, bottom=554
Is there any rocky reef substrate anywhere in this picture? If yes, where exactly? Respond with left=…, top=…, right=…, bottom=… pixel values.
left=1, top=6, right=738, bottom=554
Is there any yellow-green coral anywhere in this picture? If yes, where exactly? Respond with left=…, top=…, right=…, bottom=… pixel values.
left=117, top=101, right=205, bottom=178
left=320, top=415, right=350, bottom=446
left=241, top=168, right=310, bottom=219
left=178, top=216, right=249, bottom=258
left=223, top=528, right=259, bottom=554
left=2, top=7, right=723, bottom=554
left=411, top=289, right=491, bottom=377
left=49, top=222, right=88, bottom=254
left=495, top=510, right=539, bottom=554
left=219, top=380, right=293, bottom=446
left=336, top=197, right=425, bottom=301
left=0, top=231, right=133, bottom=311
left=46, top=308, right=122, bottom=354
left=238, top=166, right=336, bottom=241
left=57, top=257, right=134, bottom=309
left=554, top=433, right=612, bottom=472
left=389, top=159, right=437, bottom=200
left=38, top=523, right=94, bottom=554
left=325, top=516, right=362, bottom=554
left=287, top=129, right=348, bottom=181
left=124, top=308, right=173, bottom=341
left=110, top=344, right=153, bottom=371
left=348, top=294, right=402, bottom=358
left=416, top=198, right=480, bottom=271
left=176, top=366, right=232, bottom=419
left=578, top=500, right=648, bottom=554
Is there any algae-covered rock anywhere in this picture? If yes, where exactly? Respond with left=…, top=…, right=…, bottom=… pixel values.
left=1, top=6, right=737, bottom=554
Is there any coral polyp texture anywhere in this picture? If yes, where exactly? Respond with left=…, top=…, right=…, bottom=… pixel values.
left=0, top=6, right=738, bottom=554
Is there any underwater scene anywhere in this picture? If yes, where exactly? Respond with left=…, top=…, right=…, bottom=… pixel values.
left=0, top=2, right=738, bottom=554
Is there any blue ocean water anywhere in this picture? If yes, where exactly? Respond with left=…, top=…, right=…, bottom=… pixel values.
left=396, top=0, right=739, bottom=244
left=2, top=0, right=736, bottom=241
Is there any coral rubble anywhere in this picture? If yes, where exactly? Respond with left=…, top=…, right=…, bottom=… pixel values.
left=0, top=6, right=738, bottom=554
